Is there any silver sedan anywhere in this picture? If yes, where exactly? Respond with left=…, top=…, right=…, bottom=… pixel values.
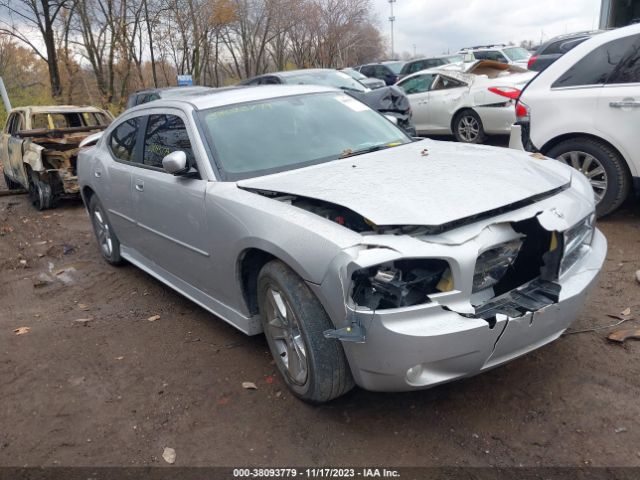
left=78, top=85, right=606, bottom=402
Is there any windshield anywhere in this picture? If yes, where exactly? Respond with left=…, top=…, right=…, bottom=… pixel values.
left=503, top=47, right=531, bottom=61
left=444, top=55, right=464, bottom=63
left=384, top=62, right=405, bottom=74
left=283, top=71, right=367, bottom=92
left=341, top=68, right=368, bottom=81
left=199, top=92, right=410, bottom=180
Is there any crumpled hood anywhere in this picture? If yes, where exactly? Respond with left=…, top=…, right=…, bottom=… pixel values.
left=238, top=140, right=572, bottom=227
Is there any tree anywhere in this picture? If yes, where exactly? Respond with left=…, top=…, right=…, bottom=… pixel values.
left=0, top=0, right=71, bottom=98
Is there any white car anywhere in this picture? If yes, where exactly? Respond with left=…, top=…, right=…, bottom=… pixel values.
left=459, top=45, right=532, bottom=68
left=510, top=23, right=640, bottom=216
left=396, top=61, right=535, bottom=143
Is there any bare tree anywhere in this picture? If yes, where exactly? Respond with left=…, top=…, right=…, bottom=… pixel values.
left=0, top=0, right=72, bottom=98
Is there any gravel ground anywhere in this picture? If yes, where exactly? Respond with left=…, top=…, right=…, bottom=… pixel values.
left=1, top=176, right=639, bottom=468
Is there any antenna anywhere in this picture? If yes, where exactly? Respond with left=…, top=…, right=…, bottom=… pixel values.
left=389, top=0, right=397, bottom=59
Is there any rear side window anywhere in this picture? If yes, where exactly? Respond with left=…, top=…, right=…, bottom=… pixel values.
left=552, top=35, right=639, bottom=88
left=110, top=118, right=140, bottom=162
left=142, top=114, right=195, bottom=169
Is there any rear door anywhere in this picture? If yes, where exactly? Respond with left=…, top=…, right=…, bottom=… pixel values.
left=130, top=111, right=209, bottom=288
left=396, top=73, right=436, bottom=132
left=595, top=33, right=640, bottom=171
left=426, top=74, right=469, bottom=132
left=102, top=115, right=144, bottom=244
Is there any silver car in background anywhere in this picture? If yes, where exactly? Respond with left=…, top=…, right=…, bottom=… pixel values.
left=78, top=85, right=606, bottom=403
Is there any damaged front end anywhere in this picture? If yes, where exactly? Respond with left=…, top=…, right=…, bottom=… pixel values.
left=310, top=198, right=605, bottom=391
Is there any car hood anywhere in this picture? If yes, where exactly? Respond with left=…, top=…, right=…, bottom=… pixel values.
left=237, top=140, right=571, bottom=227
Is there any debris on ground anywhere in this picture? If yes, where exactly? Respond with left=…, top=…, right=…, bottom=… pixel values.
left=265, top=376, right=274, bottom=384
left=242, top=382, right=258, bottom=390
left=614, top=427, right=628, bottom=434
left=33, top=272, right=54, bottom=288
left=608, top=327, right=640, bottom=344
left=73, top=318, right=93, bottom=326
left=162, top=447, right=176, bottom=464
left=147, top=314, right=161, bottom=322
left=78, top=303, right=90, bottom=311
left=621, top=307, right=631, bottom=316
left=636, top=270, right=640, bottom=284
left=13, top=327, right=31, bottom=335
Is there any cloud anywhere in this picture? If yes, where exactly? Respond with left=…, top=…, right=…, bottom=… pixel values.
left=372, top=0, right=601, bottom=56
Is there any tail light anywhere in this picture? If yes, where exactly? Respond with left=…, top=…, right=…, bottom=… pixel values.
left=527, top=55, right=538, bottom=70
left=487, top=86, right=521, bottom=100
left=515, top=100, right=530, bottom=121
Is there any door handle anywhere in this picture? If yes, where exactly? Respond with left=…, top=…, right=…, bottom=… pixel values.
left=609, top=100, right=640, bottom=108
left=135, top=179, right=144, bottom=192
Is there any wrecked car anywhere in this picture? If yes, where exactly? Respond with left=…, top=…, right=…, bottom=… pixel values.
left=1, top=106, right=112, bottom=209
left=396, top=60, right=535, bottom=143
left=240, top=68, right=416, bottom=135
left=77, top=85, right=606, bottom=403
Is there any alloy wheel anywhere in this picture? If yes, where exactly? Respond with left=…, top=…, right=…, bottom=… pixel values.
left=264, top=287, right=308, bottom=385
left=556, top=150, right=608, bottom=202
left=92, top=208, right=113, bottom=257
left=457, top=115, right=480, bottom=142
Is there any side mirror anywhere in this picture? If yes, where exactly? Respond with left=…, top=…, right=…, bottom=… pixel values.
left=162, top=150, right=188, bottom=175
left=384, top=114, right=399, bottom=125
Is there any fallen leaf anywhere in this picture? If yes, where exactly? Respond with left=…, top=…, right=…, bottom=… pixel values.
left=615, top=427, right=628, bottom=434
left=608, top=327, right=640, bottom=344
left=147, top=314, right=160, bottom=322
left=78, top=303, right=90, bottom=311
left=265, top=376, right=274, bottom=384
left=13, top=327, right=31, bottom=335
left=74, top=318, right=93, bottom=325
left=621, top=307, right=631, bottom=316
left=217, top=396, right=230, bottom=405
left=242, top=382, right=257, bottom=390
left=162, top=447, right=176, bottom=464
left=115, top=356, right=124, bottom=360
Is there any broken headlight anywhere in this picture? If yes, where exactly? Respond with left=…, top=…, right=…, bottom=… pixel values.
left=472, top=239, right=523, bottom=293
left=351, top=259, right=451, bottom=310
left=560, top=213, right=595, bottom=276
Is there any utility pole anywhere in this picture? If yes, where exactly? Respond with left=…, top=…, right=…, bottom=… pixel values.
left=389, top=0, right=396, bottom=59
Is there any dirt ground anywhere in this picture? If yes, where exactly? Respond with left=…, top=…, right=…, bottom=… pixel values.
left=1, top=180, right=640, bottom=468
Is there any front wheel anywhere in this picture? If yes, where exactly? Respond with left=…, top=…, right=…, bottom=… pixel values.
left=257, top=260, right=354, bottom=403
left=27, top=175, right=54, bottom=210
left=89, top=195, right=124, bottom=265
left=546, top=137, right=630, bottom=217
left=453, top=110, right=486, bottom=144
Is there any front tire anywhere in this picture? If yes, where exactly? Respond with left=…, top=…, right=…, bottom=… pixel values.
left=546, top=137, right=630, bottom=217
left=453, top=109, right=486, bottom=144
left=28, top=176, right=54, bottom=210
left=257, top=260, right=354, bottom=403
left=88, top=195, right=124, bottom=265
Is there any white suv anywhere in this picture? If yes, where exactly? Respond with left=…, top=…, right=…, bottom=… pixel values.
left=458, top=45, right=531, bottom=67
left=510, top=24, right=640, bottom=216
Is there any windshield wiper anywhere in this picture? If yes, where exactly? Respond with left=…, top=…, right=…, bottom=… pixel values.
left=340, top=143, right=395, bottom=159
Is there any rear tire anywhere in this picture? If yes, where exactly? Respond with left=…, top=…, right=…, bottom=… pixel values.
left=453, top=109, right=486, bottom=144
left=546, top=137, right=630, bottom=217
left=258, top=260, right=354, bottom=403
left=88, top=195, right=124, bottom=265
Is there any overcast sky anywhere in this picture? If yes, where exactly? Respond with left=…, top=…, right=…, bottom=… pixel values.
left=371, top=0, right=602, bottom=56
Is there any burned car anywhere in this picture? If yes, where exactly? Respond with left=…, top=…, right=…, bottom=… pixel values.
left=1, top=106, right=112, bottom=209
left=78, top=85, right=606, bottom=403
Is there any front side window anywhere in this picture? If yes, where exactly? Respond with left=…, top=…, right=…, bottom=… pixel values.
left=199, top=92, right=410, bottom=180
left=109, top=117, right=140, bottom=162
left=552, top=35, right=639, bottom=88
left=143, top=114, right=195, bottom=169
left=398, top=74, right=436, bottom=94
left=607, top=35, right=640, bottom=84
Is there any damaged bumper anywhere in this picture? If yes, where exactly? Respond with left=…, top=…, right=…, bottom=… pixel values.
left=338, top=229, right=605, bottom=391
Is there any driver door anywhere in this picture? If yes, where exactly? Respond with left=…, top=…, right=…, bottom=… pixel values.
left=130, top=111, right=210, bottom=290
left=397, top=73, right=436, bottom=133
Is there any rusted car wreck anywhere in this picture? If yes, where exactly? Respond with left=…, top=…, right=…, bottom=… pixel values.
left=1, top=106, right=112, bottom=209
